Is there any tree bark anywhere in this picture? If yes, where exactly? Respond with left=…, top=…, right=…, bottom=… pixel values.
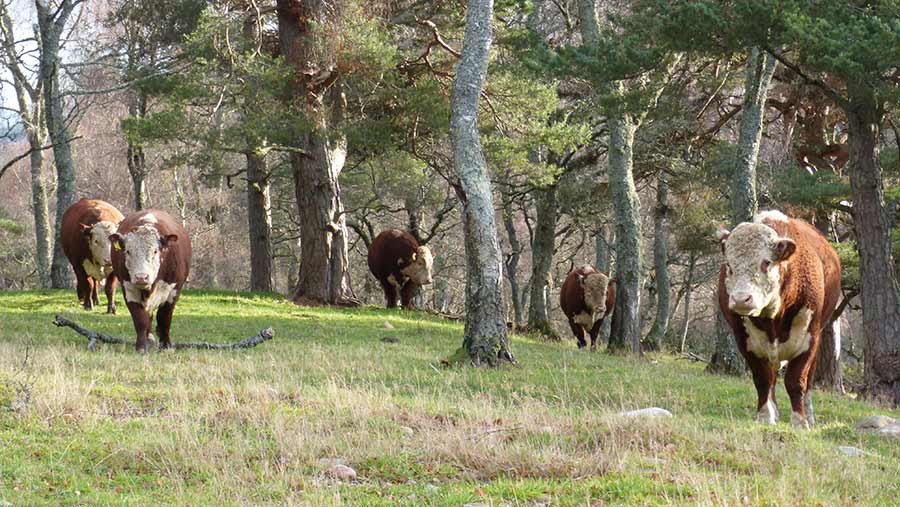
left=607, top=112, right=642, bottom=354
left=595, top=224, right=613, bottom=346
left=29, top=130, right=52, bottom=288
left=845, top=82, right=900, bottom=406
left=645, top=176, right=670, bottom=349
left=36, top=0, right=81, bottom=289
left=276, top=0, right=355, bottom=305
left=708, top=47, right=776, bottom=375
left=450, top=0, right=514, bottom=366
left=127, top=93, right=148, bottom=210
left=501, top=189, right=525, bottom=328
left=247, top=151, right=274, bottom=292
left=527, top=184, right=559, bottom=338
left=679, top=252, right=696, bottom=353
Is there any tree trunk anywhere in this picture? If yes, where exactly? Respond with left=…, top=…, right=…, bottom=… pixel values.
left=36, top=0, right=80, bottom=289
left=501, top=192, right=525, bottom=328
left=276, top=0, right=355, bottom=305
left=29, top=130, right=52, bottom=289
left=845, top=82, right=900, bottom=406
left=607, top=112, right=642, bottom=354
left=708, top=47, right=776, bottom=375
left=246, top=151, right=274, bottom=292
left=595, top=224, right=613, bottom=346
left=528, top=184, right=558, bottom=338
left=645, top=176, right=670, bottom=350
left=815, top=316, right=844, bottom=392
left=679, top=252, right=696, bottom=353
left=127, top=91, right=148, bottom=210
left=449, top=0, right=514, bottom=366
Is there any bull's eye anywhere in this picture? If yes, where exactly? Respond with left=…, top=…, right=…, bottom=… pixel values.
left=760, top=259, right=771, bottom=273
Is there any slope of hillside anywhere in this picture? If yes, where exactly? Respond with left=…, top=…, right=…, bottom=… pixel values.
left=0, top=290, right=898, bottom=506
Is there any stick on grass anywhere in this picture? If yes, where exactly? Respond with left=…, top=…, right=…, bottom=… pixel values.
left=53, top=315, right=274, bottom=351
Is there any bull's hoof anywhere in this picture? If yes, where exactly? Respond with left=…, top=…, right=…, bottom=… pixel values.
left=791, top=411, right=810, bottom=430
left=106, top=307, right=116, bottom=315
left=756, top=400, right=777, bottom=424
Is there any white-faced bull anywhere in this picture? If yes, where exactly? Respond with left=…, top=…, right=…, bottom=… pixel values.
left=560, top=265, right=616, bottom=350
left=367, top=229, right=434, bottom=309
left=110, top=209, right=192, bottom=353
left=60, top=199, right=125, bottom=313
left=717, top=210, right=841, bottom=429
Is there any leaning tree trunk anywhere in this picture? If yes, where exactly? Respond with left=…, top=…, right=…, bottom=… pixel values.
left=679, top=252, right=696, bottom=353
left=501, top=193, right=525, bottom=329
left=708, top=47, right=776, bottom=375
left=845, top=83, right=900, bottom=406
left=246, top=151, right=274, bottom=292
left=607, top=112, right=642, bottom=354
left=450, top=0, right=514, bottom=366
left=528, top=184, right=559, bottom=338
left=645, top=176, right=670, bottom=350
left=127, top=91, right=148, bottom=210
left=276, top=0, right=354, bottom=305
left=36, top=0, right=80, bottom=289
left=595, top=223, right=613, bottom=346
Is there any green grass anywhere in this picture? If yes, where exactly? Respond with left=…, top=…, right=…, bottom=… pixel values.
left=0, top=289, right=898, bottom=506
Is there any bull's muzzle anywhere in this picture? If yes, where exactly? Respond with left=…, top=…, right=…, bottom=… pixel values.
left=132, top=274, right=151, bottom=287
left=729, top=292, right=758, bottom=315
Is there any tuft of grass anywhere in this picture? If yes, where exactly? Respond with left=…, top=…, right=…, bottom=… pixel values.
left=0, top=289, right=898, bottom=506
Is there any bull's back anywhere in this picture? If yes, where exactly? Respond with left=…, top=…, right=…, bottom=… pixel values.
left=560, top=266, right=593, bottom=318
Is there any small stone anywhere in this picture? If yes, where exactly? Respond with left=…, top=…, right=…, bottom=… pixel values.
left=619, top=407, right=673, bottom=418
left=464, top=503, right=487, bottom=507
left=399, top=425, right=415, bottom=436
left=856, top=415, right=900, bottom=438
left=836, top=445, right=866, bottom=457
left=381, top=336, right=400, bottom=343
left=383, top=322, right=395, bottom=329
left=0, top=500, right=12, bottom=507
left=325, top=464, right=357, bottom=481
left=407, top=494, right=418, bottom=500
left=424, top=484, right=439, bottom=495
left=317, top=457, right=347, bottom=467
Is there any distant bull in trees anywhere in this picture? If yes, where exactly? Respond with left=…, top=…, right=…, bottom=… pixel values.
left=367, top=229, right=434, bottom=309
left=110, top=209, right=192, bottom=353
left=560, top=265, right=616, bottom=351
left=60, top=199, right=125, bottom=313
left=717, top=210, right=841, bottom=429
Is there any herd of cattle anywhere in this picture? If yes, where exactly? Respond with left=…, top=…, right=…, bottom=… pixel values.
left=59, top=199, right=841, bottom=429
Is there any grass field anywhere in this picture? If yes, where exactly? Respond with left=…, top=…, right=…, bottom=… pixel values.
left=0, top=289, right=898, bottom=506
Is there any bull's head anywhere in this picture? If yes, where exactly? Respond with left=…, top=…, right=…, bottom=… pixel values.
left=717, top=223, right=796, bottom=317
left=398, top=246, right=434, bottom=285
left=81, top=221, right=119, bottom=268
left=110, top=224, right=178, bottom=288
left=578, top=270, right=609, bottom=316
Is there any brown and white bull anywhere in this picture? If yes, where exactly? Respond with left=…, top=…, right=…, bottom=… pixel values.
left=367, top=229, right=434, bottom=309
left=717, top=210, right=841, bottom=429
left=560, top=265, right=616, bottom=350
left=60, top=198, right=125, bottom=313
left=110, top=209, right=192, bottom=353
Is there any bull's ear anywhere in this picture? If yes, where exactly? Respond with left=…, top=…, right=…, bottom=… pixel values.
left=773, top=237, right=796, bottom=261
left=160, top=234, right=179, bottom=248
left=109, top=234, right=123, bottom=251
left=715, top=225, right=730, bottom=254
left=81, top=224, right=93, bottom=237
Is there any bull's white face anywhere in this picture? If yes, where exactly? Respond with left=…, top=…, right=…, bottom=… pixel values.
left=85, top=221, right=118, bottom=267
left=400, top=246, right=434, bottom=285
left=719, top=223, right=796, bottom=317
left=113, top=224, right=177, bottom=289
left=580, top=271, right=609, bottom=316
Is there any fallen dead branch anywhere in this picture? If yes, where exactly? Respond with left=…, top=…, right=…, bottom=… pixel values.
left=52, top=315, right=274, bottom=351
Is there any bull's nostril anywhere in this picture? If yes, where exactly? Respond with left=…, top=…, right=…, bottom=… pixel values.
left=743, top=294, right=753, bottom=303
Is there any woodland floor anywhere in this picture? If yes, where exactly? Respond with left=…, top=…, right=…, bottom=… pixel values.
left=0, top=290, right=898, bottom=506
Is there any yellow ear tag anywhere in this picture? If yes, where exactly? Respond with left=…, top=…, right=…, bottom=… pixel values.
left=113, top=243, right=121, bottom=251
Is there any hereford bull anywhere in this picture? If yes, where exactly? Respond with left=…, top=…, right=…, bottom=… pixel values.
left=717, top=210, right=841, bottom=429
left=560, top=265, right=615, bottom=350
left=110, top=209, right=192, bottom=353
left=367, top=229, right=434, bottom=309
left=60, top=198, right=125, bottom=313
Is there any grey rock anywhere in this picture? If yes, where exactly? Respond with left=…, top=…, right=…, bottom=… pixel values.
left=0, top=500, right=12, bottom=507
left=325, top=464, right=357, bottom=481
left=836, top=445, right=866, bottom=457
left=856, top=415, right=900, bottom=438
left=619, top=407, right=673, bottom=418
left=424, top=484, right=439, bottom=495
left=399, top=425, right=415, bottom=436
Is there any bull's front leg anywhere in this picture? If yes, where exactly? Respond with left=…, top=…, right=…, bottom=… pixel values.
left=105, top=274, right=118, bottom=314
left=567, top=319, right=587, bottom=349
left=156, top=302, right=176, bottom=350
left=588, top=318, right=605, bottom=351
left=378, top=278, right=398, bottom=308
left=400, top=282, right=418, bottom=310
left=745, top=354, right=778, bottom=424
left=127, top=302, right=153, bottom=354
left=784, top=349, right=816, bottom=429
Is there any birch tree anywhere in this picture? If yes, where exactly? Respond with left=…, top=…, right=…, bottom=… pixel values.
left=449, top=0, right=514, bottom=366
